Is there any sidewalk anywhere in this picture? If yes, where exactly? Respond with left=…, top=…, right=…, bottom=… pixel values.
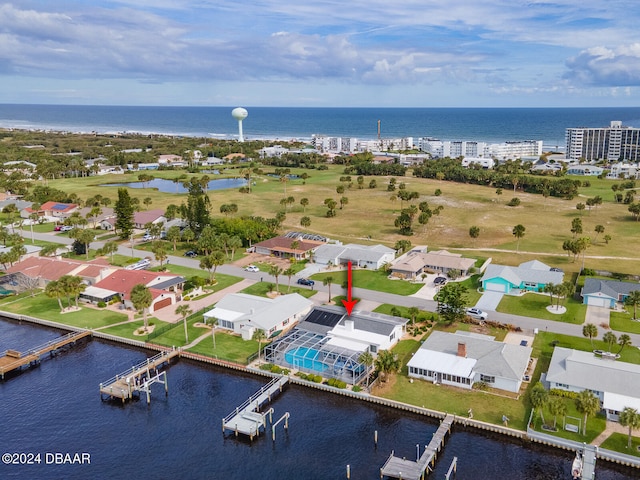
left=592, top=420, right=630, bottom=446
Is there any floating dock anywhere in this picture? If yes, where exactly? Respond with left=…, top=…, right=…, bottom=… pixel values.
left=380, top=414, right=454, bottom=480
left=579, top=444, right=597, bottom=480
left=222, top=376, right=289, bottom=441
left=0, top=330, right=91, bottom=379
left=99, top=348, right=180, bottom=403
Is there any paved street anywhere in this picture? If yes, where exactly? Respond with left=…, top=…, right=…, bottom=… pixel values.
left=16, top=229, right=640, bottom=346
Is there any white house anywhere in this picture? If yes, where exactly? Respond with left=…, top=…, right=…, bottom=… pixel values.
left=547, top=347, right=640, bottom=421
left=407, top=331, right=532, bottom=393
left=312, top=243, right=395, bottom=269
left=203, top=293, right=313, bottom=340
left=263, top=305, right=407, bottom=384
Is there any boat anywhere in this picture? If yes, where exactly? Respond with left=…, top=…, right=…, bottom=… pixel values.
left=571, top=451, right=583, bottom=479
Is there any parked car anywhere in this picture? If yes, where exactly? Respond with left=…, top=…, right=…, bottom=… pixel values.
left=433, top=276, right=447, bottom=286
left=296, top=278, right=315, bottom=286
left=550, top=267, right=563, bottom=272
left=466, top=307, right=488, bottom=320
left=244, top=265, right=260, bottom=272
left=184, top=250, right=197, bottom=258
left=142, top=234, right=153, bottom=241
left=54, top=225, right=62, bottom=231
left=60, top=225, right=74, bottom=232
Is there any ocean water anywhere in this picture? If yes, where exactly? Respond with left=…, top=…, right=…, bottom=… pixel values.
left=0, top=318, right=634, bottom=479
left=2, top=104, right=640, bottom=149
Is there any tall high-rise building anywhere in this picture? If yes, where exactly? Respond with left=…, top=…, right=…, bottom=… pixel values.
left=566, top=121, right=640, bottom=162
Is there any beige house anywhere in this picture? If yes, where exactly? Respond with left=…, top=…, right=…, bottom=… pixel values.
left=391, top=248, right=475, bottom=279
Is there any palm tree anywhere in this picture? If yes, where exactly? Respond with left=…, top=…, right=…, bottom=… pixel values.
left=130, top=283, right=153, bottom=331
left=575, top=389, right=600, bottom=435
left=512, top=224, right=526, bottom=253
left=283, top=267, right=295, bottom=292
left=544, top=282, right=556, bottom=305
left=358, top=351, right=374, bottom=389
left=617, top=334, right=632, bottom=355
left=625, top=290, right=640, bottom=320
left=253, top=329, right=267, bottom=362
left=374, top=350, right=400, bottom=383
left=407, top=306, right=420, bottom=332
left=548, top=396, right=567, bottom=430
left=582, top=323, right=598, bottom=348
left=269, top=265, right=283, bottom=292
left=45, top=280, right=65, bottom=312
left=323, top=275, right=334, bottom=303
left=175, top=304, right=192, bottom=344
left=603, top=331, right=617, bottom=352
left=530, top=382, right=549, bottom=426
left=619, top=407, right=640, bottom=449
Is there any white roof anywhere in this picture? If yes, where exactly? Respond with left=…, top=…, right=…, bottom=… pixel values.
left=81, top=285, right=117, bottom=298
left=203, top=307, right=243, bottom=322
left=603, top=392, right=640, bottom=413
left=324, top=336, right=369, bottom=352
left=408, top=349, right=476, bottom=378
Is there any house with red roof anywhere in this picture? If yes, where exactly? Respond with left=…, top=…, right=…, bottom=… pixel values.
left=83, top=269, right=185, bottom=311
left=253, top=235, right=325, bottom=260
left=6, top=257, right=116, bottom=288
left=21, top=201, right=79, bottom=220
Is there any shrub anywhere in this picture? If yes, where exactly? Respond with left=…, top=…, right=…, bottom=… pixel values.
left=260, top=363, right=275, bottom=371
left=270, top=365, right=283, bottom=374
left=352, top=385, right=362, bottom=392
left=472, top=381, right=489, bottom=391
left=507, top=197, right=521, bottom=206
left=97, top=301, right=106, bottom=308
left=549, top=389, right=578, bottom=399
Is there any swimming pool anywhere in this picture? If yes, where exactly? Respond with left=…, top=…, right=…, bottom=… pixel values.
left=284, top=347, right=329, bottom=373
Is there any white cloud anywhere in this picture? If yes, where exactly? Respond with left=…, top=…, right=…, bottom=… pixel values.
left=565, top=43, right=640, bottom=86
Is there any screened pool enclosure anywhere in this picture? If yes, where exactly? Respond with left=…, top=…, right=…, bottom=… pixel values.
left=263, top=329, right=369, bottom=385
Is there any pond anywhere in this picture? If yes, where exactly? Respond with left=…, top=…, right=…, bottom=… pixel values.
left=102, top=177, right=247, bottom=193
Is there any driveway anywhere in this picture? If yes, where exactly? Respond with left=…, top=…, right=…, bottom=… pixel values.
left=585, top=305, right=611, bottom=327
left=474, top=291, right=504, bottom=311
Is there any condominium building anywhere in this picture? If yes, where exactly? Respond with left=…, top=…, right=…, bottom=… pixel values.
left=418, top=138, right=542, bottom=160
left=566, top=121, right=640, bottom=162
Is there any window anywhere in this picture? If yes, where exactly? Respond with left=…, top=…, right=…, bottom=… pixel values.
left=480, top=374, right=495, bottom=383
left=369, top=345, right=377, bottom=354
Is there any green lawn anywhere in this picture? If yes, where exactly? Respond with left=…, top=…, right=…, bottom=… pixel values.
left=529, top=397, right=606, bottom=444
left=239, top=282, right=317, bottom=299
left=99, top=319, right=172, bottom=340
left=149, top=316, right=211, bottom=348
left=187, top=329, right=261, bottom=364
left=497, top=292, right=586, bottom=324
left=610, top=310, right=640, bottom=334
left=311, top=269, right=423, bottom=295
left=0, top=294, right=128, bottom=329
left=600, top=432, right=640, bottom=458
left=457, top=275, right=482, bottom=305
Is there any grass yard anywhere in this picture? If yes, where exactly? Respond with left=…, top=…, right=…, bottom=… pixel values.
left=497, top=292, right=586, bottom=324
left=610, top=310, right=640, bottom=334
left=311, top=269, right=423, bottom=295
left=376, top=374, right=529, bottom=430
left=529, top=397, right=607, bottom=444
left=99, top=319, right=172, bottom=340
left=149, top=315, right=212, bottom=348
left=187, top=330, right=261, bottom=364
left=0, top=294, right=128, bottom=329
left=239, top=282, right=317, bottom=299
left=600, top=433, right=640, bottom=458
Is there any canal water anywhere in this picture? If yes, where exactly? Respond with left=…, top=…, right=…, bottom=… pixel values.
left=0, top=319, right=634, bottom=479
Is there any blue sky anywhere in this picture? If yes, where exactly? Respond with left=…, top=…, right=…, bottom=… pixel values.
left=1, top=0, right=640, bottom=107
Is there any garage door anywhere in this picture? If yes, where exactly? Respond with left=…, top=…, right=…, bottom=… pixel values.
left=486, top=282, right=507, bottom=293
left=587, top=296, right=609, bottom=308
left=153, top=297, right=173, bottom=311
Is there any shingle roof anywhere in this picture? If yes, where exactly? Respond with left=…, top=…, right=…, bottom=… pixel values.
left=481, top=262, right=563, bottom=286
left=582, top=278, right=640, bottom=298
left=415, top=331, right=531, bottom=381
left=547, top=347, right=640, bottom=399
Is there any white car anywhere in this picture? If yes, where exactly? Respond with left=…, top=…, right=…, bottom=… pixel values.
left=466, top=307, right=488, bottom=320
left=244, top=265, right=260, bottom=272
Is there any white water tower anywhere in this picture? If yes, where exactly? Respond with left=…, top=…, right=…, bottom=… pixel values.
left=231, top=107, right=248, bottom=142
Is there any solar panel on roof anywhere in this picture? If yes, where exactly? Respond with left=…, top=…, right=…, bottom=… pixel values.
left=52, top=204, right=68, bottom=210
left=304, top=308, right=343, bottom=328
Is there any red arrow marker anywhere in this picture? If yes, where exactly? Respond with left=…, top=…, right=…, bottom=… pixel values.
left=341, top=261, right=358, bottom=316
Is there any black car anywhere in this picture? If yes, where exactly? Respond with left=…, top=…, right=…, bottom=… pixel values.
left=296, top=278, right=315, bottom=286
left=433, top=276, right=447, bottom=286
left=184, top=250, right=197, bottom=257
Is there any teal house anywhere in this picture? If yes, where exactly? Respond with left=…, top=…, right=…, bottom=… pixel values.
left=480, top=260, right=564, bottom=294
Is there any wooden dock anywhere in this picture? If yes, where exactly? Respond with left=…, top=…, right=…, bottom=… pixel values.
left=0, top=330, right=92, bottom=379
left=380, top=414, right=454, bottom=480
left=99, top=349, right=180, bottom=403
left=222, top=376, right=289, bottom=441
